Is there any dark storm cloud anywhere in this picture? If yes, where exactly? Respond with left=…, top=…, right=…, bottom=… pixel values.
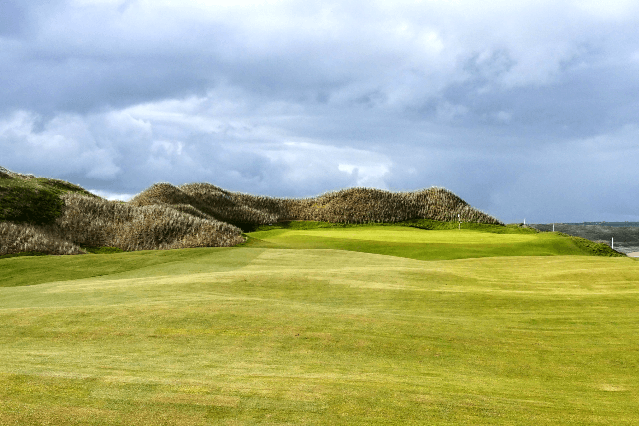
left=2, top=0, right=639, bottom=222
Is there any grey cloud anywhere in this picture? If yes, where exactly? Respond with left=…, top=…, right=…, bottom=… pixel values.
left=2, top=1, right=639, bottom=223
left=3, top=1, right=636, bottom=121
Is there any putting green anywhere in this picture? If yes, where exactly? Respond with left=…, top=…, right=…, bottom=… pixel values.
left=247, top=225, right=599, bottom=260
left=255, top=226, right=539, bottom=243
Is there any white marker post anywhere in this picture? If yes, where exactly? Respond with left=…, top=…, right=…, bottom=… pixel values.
left=553, top=223, right=555, bottom=232
left=612, top=237, right=614, bottom=249
left=458, top=213, right=461, bottom=230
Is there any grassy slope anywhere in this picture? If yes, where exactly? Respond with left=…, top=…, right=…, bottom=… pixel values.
left=245, top=223, right=620, bottom=260
left=1, top=225, right=619, bottom=288
left=0, top=175, right=94, bottom=225
left=0, top=247, right=261, bottom=288
left=1, top=227, right=638, bottom=424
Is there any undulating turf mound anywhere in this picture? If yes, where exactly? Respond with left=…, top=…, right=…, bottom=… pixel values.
left=1, top=249, right=638, bottom=424
left=131, top=182, right=502, bottom=230
left=244, top=223, right=625, bottom=259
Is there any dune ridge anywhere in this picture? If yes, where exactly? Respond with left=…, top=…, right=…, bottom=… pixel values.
left=1, top=165, right=501, bottom=256
left=131, top=182, right=502, bottom=228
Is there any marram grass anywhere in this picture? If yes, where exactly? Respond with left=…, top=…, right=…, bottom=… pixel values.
left=3, top=165, right=505, bottom=256
left=0, top=192, right=245, bottom=256
left=0, top=221, right=83, bottom=256
left=56, top=193, right=244, bottom=251
left=132, top=182, right=503, bottom=228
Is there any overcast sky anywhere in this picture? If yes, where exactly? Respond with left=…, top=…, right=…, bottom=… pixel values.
left=2, top=0, right=639, bottom=223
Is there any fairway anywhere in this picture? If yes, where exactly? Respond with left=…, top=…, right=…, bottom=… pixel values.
left=1, top=227, right=639, bottom=424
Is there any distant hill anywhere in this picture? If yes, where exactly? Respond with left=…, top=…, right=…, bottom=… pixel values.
left=1, top=166, right=502, bottom=256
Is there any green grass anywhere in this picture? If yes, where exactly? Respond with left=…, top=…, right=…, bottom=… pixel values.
left=0, top=247, right=263, bottom=288
left=1, top=226, right=638, bottom=424
left=81, top=246, right=126, bottom=255
left=245, top=224, right=620, bottom=260
left=252, top=219, right=534, bottom=233
left=0, top=175, right=95, bottom=225
left=0, top=251, right=49, bottom=260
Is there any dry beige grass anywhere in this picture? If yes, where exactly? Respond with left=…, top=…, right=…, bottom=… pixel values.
left=0, top=221, right=82, bottom=256
left=57, top=193, right=244, bottom=251
left=2, top=164, right=500, bottom=256
left=1, top=193, right=245, bottom=256
left=278, top=187, right=501, bottom=224
left=130, top=183, right=502, bottom=227
left=130, top=183, right=278, bottom=226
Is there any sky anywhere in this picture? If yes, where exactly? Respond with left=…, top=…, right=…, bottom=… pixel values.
left=2, top=0, right=639, bottom=223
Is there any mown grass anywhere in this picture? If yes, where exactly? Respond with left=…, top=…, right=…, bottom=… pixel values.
left=245, top=224, right=618, bottom=260
left=81, top=246, right=126, bottom=254
left=0, top=251, right=49, bottom=259
left=252, top=219, right=532, bottom=233
left=0, top=247, right=261, bottom=288
left=1, top=243, right=638, bottom=425
left=0, top=225, right=620, bottom=289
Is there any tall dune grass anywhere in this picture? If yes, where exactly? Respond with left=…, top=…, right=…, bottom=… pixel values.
left=57, top=193, right=244, bottom=251
left=278, top=187, right=501, bottom=224
left=130, top=183, right=278, bottom=228
left=0, top=221, right=82, bottom=256
left=2, top=164, right=500, bottom=256
left=1, top=193, right=245, bottom=256
left=130, top=183, right=502, bottom=229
